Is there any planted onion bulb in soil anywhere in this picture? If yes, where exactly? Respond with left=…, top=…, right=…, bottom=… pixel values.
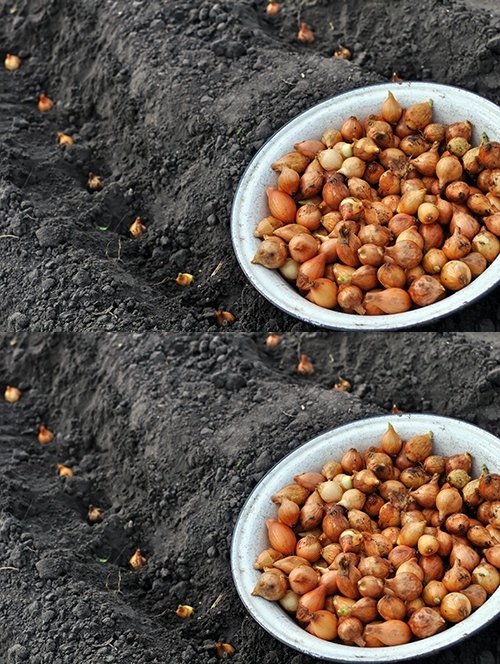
left=250, top=424, right=500, bottom=648
left=251, top=92, right=500, bottom=315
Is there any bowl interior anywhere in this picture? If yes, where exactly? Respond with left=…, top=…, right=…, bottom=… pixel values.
left=231, top=82, right=500, bottom=330
left=231, top=414, right=500, bottom=663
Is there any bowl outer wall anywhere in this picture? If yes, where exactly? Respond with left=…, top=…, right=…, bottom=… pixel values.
left=231, top=413, right=500, bottom=662
left=231, top=82, right=500, bottom=330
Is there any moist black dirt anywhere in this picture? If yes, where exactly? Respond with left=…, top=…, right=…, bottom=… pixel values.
left=1, top=0, right=500, bottom=331
left=1, top=331, right=500, bottom=663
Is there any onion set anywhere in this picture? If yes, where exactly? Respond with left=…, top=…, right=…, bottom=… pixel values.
left=251, top=424, right=500, bottom=647
left=252, top=92, right=500, bottom=314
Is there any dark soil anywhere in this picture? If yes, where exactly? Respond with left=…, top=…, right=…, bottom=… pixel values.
left=1, top=330, right=500, bottom=663
left=1, top=0, right=500, bottom=332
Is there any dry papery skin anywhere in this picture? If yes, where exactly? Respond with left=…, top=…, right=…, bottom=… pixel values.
left=252, top=92, right=500, bottom=316
left=251, top=424, right=500, bottom=647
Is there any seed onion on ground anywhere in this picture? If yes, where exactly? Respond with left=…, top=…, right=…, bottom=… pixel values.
left=251, top=426, right=500, bottom=646
left=252, top=93, right=500, bottom=314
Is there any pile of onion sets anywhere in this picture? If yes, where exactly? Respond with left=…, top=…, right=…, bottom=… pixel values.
left=251, top=91, right=500, bottom=314
left=252, top=425, right=500, bottom=646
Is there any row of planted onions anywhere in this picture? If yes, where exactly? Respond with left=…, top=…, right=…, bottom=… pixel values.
left=251, top=91, right=500, bottom=314
left=251, top=424, right=500, bottom=646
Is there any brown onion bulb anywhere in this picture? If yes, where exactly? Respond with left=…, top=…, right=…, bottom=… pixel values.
left=449, top=207, right=481, bottom=240
left=450, top=540, right=481, bottom=573
left=366, top=117, right=394, bottom=150
left=352, top=137, right=381, bottom=163
left=377, top=594, right=406, bottom=621
left=296, top=585, right=327, bottom=622
left=384, top=572, right=423, bottom=601
left=271, top=151, right=310, bottom=174
left=336, top=559, right=362, bottom=600
left=440, top=260, right=472, bottom=291
left=384, top=240, right=423, bottom=269
left=341, top=116, right=364, bottom=142
left=294, top=139, right=326, bottom=159
left=322, top=506, right=350, bottom=543
left=419, top=554, right=445, bottom=584
left=404, top=100, right=433, bottom=130
left=277, top=498, right=301, bottom=528
left=350, top=265, right=379, bottom=291
left=271, top=483, right=309, bottom=506
left=306, top=279, right=338, bottom=309
left=252, top=568, right=288, bottom=600
left=397, top=521, right=426, bottom=548
left=381, top=423, right=403, bottom=456
left=299, top=491, right=325, bottom=531
left=350, top=597, right=379, bottom=624
left=440, top=592, right=472, bottom=623
left=338, top=284, right=366, bottom=315
left=289, top=565, right=320, bottom=595
left=399, top=134, right=431, bottom=158
left=471, top=559, right=500, bottom=594
left=410, top=141, right=441, bottom=176
left=337, top=227, right=362, bottom=268
left=467, top=192, right=494, bottom=216
left=300, top=158, right=325, bottom=198
left=397, top=188, right=427, bottom=216
left=388, top=212, right=417, bottom=236
left=277, top=166, right=301, bottom=195
left=479, top=135, right=500, bottom=169
left=322, top=173, right=350, bottom=210
left=419, top=222, right=445, bottom=252
left=266, top=519, right=297, bottom=555
left=472, top=229, right=500, bottom=262
left=418, top=534, right=440, bottom=556
left=357, top=575, right=385, bottom=599
left=358, top=556, right=393, bottom=579
left=445, top=512, right=470, bottom=536
left=461, top=583, right=488, bottom=610
left=409, top=275, right=446, bottom=307
left=396, top=558, right=425, bottom=581
left=252, top=237, right=288, bottom=269
left=340, top=448, right=364, bottom=473
left=422, top=579, right=448, bottom=607
left=409, top=606, right=447, bottom=638
left=364, top=619, right=412, bottom=646
left=382, top=91, right=403, bottom=124
left=266, top=187, right=297, bottom=222
left=288, top=233, right=319, bottom=264
left=442, top=227, right=472, bottom=260
left=436, top=155, right=463, bottom=191
left=357, top=244, right=385, bottom=267
left=253, top=548, right=283, bottom=570
left=305, top=610, right=338, bottom=641
left=435, top=486, right=463, bottom=523
left=364, top=288, right=412, bottom=314
left=337, top=616, right=366, bottom=646
left=274, top=556, right=311, bottom=575
left=296, top=535, right=323, bottom=562
left=446, top=452, right=473, bottom=475
left=442, top=558, right=471, bottom=592
left=405, top=432, right=433, bottom=463
left=422, top=248, right=448, bottom=275
left=377, top=262, right=406, bottom=289
left=484, top=212, right=500, bottom=236
left=296, top=203, right=322, bottom=230
left=254, top=216, right=283, bottom=238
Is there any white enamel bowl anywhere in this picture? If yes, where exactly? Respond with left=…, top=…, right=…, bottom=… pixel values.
left=231, top=414, right=500, bottom=662
left=231, top=82, right=500, bottom=330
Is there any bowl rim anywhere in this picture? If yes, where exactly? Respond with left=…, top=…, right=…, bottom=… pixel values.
left=230, top=81, right=500, bottom=330
left=230, top=413, right=500, bottom=662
